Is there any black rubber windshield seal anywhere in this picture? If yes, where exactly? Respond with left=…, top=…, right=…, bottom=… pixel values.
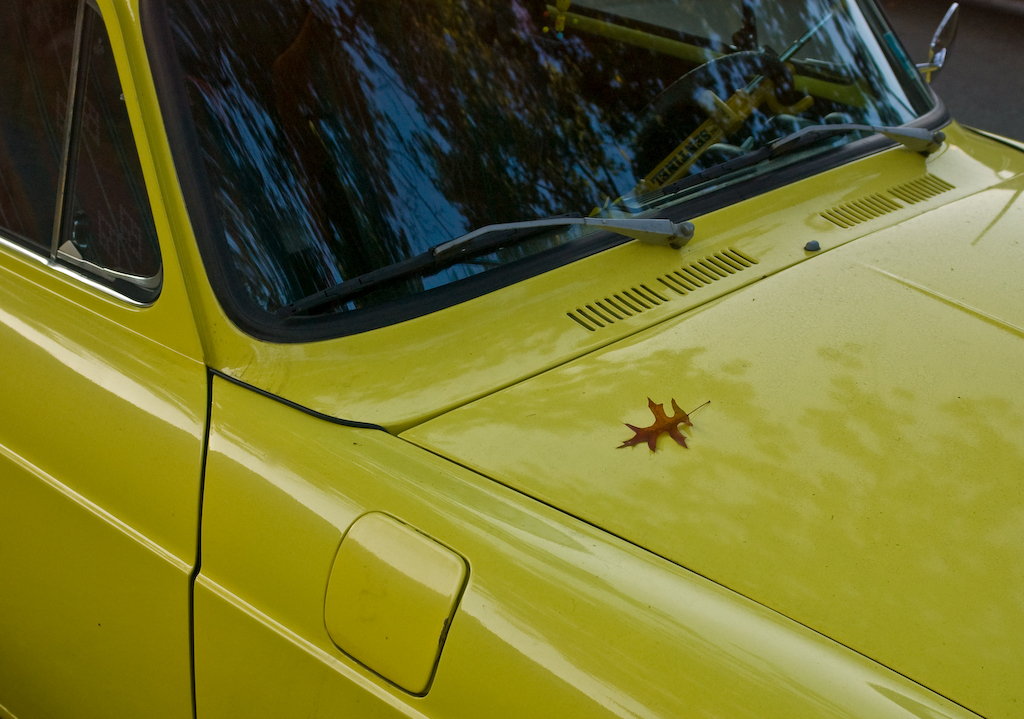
left=141, top=0, right=950, bottom=344
left=210, top=370, right=387, bottom=431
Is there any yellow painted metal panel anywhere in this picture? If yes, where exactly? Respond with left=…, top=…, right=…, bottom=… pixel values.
left=195, top=376, right=980, bottom=719
left=324, top=513, right=467, bottom=695
left=403, top=175, right=1024, bottom=719
left=0, top=227, right=204, bottom=713
left=0, top=258, right=206, bottom=554
left=0, top=460, right=194, bottom=719
left=3, top=3, right=1021, bottom=717
left=0, top=3, right=205, bottom=716
left=0, top=262, right=204, bottom=718
left=184, top=125, right=1024, bottom=432
left=194, top=576, right=419, bottom=719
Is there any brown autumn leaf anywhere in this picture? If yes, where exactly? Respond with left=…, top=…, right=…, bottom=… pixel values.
left=619, top=398, right=709, bottom=451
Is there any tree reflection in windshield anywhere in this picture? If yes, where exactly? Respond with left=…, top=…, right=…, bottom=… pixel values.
left=167, top=0, right=932, bottom=317
left=170, top=0, right=708, bottom=312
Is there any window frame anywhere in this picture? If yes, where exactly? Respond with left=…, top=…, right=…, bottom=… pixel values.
left=0, top=0, right=163, bottom=305
left=142, top=0, right=949, bottom=342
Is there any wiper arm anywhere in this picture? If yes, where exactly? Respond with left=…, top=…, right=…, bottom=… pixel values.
left=769, top=123, right=946, bottom=154
left=277, top=122, right=933, bottom=319
left=655, top=123, right=946, bottom=199
left=276, top=215, right=695, bottom=318
left=432, top=215, right=695, bottom=258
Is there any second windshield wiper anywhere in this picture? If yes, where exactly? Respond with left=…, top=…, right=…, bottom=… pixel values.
left=277, top=215, right=695, bottom=318
left=654, top=123, right=946, bottom=200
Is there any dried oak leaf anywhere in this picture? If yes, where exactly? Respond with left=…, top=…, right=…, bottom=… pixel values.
left=619, top=398, right=706, bottom=451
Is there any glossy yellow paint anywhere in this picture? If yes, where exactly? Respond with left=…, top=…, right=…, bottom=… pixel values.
left=173, top=123, right=1024, bottom=434
left=195, top=376, right=981, bottom=719
left=324, top=512, right=467, bottom=695
left=96, top=0, right=220, bottom=352
left=4, top=1, right=1024, bottom=718
left=0, top=1, right=206, bottom=717
left=404, top=172, right=1024, bottom=719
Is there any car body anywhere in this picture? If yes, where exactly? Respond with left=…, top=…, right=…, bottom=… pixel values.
left=1, top=0, right=1022, bottom=718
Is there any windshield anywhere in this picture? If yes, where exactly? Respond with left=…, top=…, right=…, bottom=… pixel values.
left=162, top=0, right=934, bottom=325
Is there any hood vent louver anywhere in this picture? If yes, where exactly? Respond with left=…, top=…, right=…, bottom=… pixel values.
left=567, top=249, right=757, bottom=332
left=820, top=174, right=954, bottom=229
left=887, top=174, right=955, bottom=204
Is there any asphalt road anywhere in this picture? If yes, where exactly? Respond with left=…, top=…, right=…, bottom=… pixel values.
left=883, top=0, right=1024, bottom=140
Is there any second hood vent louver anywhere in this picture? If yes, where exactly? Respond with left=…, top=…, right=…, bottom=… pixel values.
left=888, top=174, right=956, bottom=204
left=821, top=173, right=954, bottom=228
left=568, top=249, right=757, bottom=332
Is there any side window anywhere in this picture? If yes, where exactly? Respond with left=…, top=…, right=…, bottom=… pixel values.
left=0, top=0, right=76, bottom=253
left=0, top=0, right=161, bottom=303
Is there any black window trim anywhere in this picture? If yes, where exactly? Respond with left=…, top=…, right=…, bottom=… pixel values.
left=141, top=0, right=950, bottom=344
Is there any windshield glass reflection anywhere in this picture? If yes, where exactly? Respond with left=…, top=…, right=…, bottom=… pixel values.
left=167, top=0, right=934, bottom=317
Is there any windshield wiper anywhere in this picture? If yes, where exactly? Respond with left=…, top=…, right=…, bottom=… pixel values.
left=432, top=215, right=695, bottom=256
left=769, top=123, right=945, bottom=154
left=654, top=123, right=946, bottom=200
left=277, top=122, right=935, bottom=319
left=276, top=215, right=695, bottom=318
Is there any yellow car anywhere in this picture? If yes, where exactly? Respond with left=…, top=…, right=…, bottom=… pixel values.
left=2, top=0, right=1021, bottom=717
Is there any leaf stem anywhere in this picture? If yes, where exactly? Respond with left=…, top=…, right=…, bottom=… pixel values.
left=688, top=400, right=711, bottom=416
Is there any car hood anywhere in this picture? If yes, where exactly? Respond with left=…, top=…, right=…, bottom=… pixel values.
left=403, top=176, right=1024, bottom=719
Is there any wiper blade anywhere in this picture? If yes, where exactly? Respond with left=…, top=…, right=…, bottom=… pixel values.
left=276, top=215, right=695, bottom=318
left=654, top=123, right=946, bottom=200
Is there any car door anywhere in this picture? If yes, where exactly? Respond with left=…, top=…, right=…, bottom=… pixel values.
left=0, top=1, right=206, bottom=717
